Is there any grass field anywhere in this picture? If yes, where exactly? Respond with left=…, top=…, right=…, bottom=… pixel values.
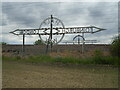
left=2, top=60, right=118, bottom=88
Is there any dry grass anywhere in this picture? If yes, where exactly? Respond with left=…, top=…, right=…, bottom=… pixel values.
left=49, top=50, right=110, bottom=59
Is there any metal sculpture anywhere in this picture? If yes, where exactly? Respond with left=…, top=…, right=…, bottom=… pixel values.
left=39, top=15, right=65, bottom=52
left=39, top=15, right=65, bottom=45
left=73, top=35, right=85, bottom=45
left=73, top=35, right=85, bottom=53
left=10, top=15, right=106, bottom=53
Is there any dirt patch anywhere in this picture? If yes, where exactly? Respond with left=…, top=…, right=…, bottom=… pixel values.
left=2, top=60, right=118, bottom=88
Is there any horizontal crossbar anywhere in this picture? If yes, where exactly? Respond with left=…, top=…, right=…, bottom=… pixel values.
left=10, top=26, right=106, bottom=35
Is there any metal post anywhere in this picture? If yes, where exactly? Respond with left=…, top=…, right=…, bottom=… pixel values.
left=46, top=38, right=49, bottom=53
left=50, top=15, right=53, bottom=40
left=22, top=34, right=25, bottom=53
left=50, top=15, right=53, bottom=52
left=78, top=37, right=80, bottom=45
left=46, top=15, right=53, bottom=53
left=82, top=33, right=85, bottom=53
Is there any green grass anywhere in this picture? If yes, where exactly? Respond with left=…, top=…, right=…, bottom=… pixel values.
left=2, top=55, right=120, bottom=66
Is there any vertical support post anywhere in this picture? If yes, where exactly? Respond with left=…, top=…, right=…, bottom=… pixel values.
left=46, top=15, right=53, bottom=53
left=50, top=15, right=53, bottom=52
left=46, top=38, right=49, bottom=54
left=82, top=33, right=85, bottom=53
left=78, top=37, right=80, bottom=45
left=66, top=42, right=67, bottom=45
left=22, top=34, right=25, bottom=53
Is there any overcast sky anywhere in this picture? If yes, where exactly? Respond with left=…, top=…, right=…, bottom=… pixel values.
left=1, top=2, right=118, bottom=44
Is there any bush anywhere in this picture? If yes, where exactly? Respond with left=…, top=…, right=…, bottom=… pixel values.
left=34, top=40, right=44, bottom=45
left=2, top=54, right=120, bottom=66
left=110, top=34, right=120, bottom=57
left=16, top=56, right=21, bottom=60
left=92, top=49, right=118, bottom=65
left=0, top=42, right=7, bottom=45
left=93, top=49, right=103, bottom=63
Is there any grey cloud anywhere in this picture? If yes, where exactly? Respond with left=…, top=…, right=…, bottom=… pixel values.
left=2, top=2, right=61, bottom=27
left=1, top=2, right=118, bottom=44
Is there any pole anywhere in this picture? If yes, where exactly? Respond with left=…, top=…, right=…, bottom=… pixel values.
left=46, top=38, right=49, bottom=53
left=78, top=37, right=80, bottom=45
left=50, top=15, right=53, bottom=52
left=82, top=33, right=84, bottom=53
left=22, top=34, right=25, bottom=53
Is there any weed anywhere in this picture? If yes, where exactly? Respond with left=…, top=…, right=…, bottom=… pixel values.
left=2, top=54, right=120, bottom=66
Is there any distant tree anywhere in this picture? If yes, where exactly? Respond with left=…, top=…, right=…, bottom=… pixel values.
left=0, top=42, right=7, bottom=45
left=110, top=34, right=120, bottom=57
left=34, top=40, right=44, bottom=45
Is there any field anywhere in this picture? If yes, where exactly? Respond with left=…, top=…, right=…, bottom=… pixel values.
left=2, top=60, right=118, bottom=88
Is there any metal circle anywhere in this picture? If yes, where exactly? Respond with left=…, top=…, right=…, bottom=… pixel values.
left=73, top=35, right=85, bottom=41
left=73, top=35, right=85, bottom=44
left=39, top=16, right=65, bottom=45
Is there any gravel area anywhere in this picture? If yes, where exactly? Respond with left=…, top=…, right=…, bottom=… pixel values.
left=2, top=60, right=118, bottom=88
